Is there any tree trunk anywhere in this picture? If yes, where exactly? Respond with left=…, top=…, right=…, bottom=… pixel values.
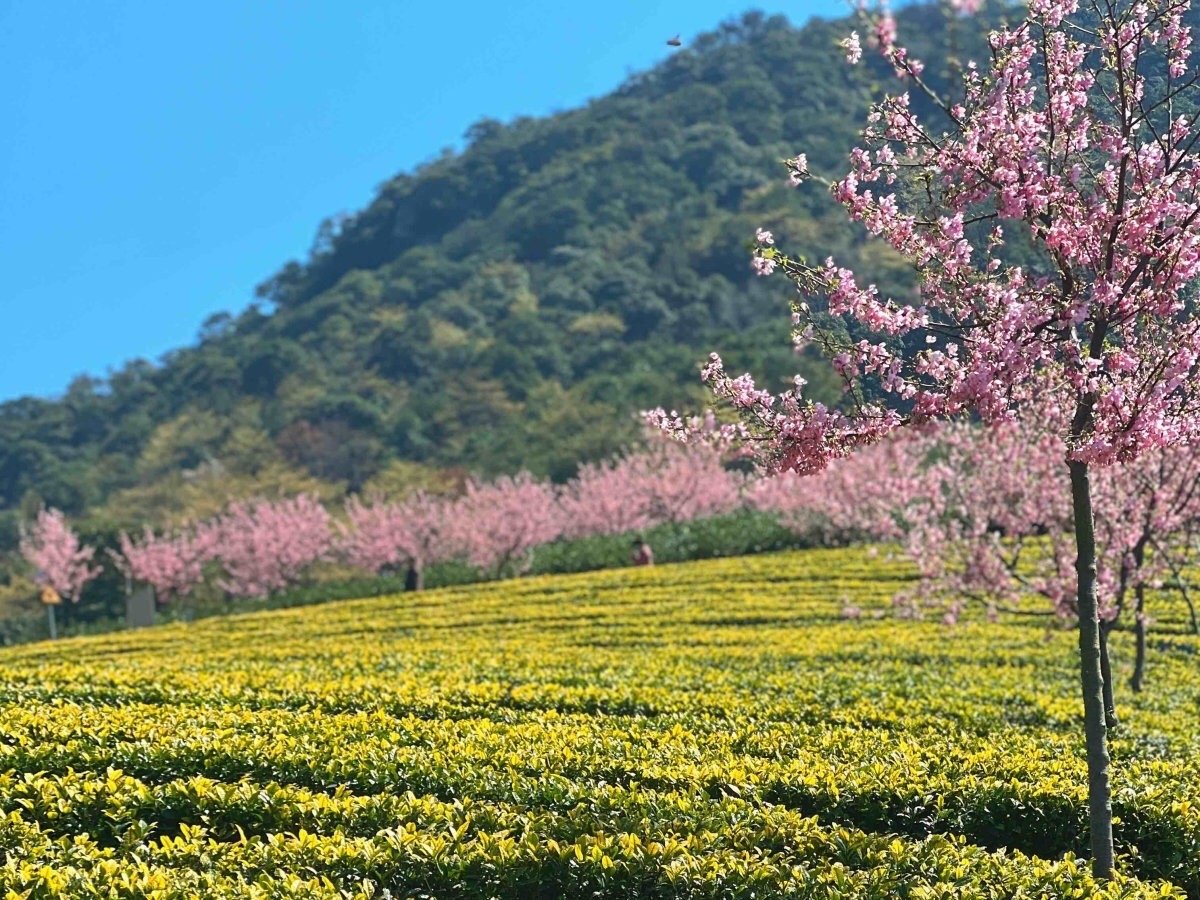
left=1069, top=459, right=1115, bottom=878
left=1176, top=571, right=1198, bottom=635
left=1098, top=622, right=1118, bottom=727
left=1131, top=583, right=1147, bottom=693
left=46, top=604, right=57, bottom=641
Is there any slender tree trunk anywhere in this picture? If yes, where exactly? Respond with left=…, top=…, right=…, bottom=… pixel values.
left=1069, top=459, right=1115, bottom=878
left=1176, top=571, right=1198, bottom=635
left=1098, top=622, right=1118, bottom=727
left=45, top=604, right=57, bottom=641
left=1131, top=583, right=1147, bottom=693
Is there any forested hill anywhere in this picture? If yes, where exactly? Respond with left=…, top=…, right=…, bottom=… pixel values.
left=0, top=4, right=977, bottom=542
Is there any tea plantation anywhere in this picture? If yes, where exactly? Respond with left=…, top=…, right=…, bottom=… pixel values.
left=2, top=548, right=1199, bottom=897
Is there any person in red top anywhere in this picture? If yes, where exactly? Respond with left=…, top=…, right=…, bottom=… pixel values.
left=630, top=538, right=654, bottom=567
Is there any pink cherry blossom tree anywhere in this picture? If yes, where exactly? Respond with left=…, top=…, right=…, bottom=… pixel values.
left=746, top=434, right=924, bottom=543
left=111, top=521, right=221, bottom=607
left=19, top=507, right=101, bottom=639
left=907, top=420, right=1200, bottom=666
left=1093, top=444, right=1200, bottom=693
left=560, top=440, right=743, bottom=538
left=446, top=473, right=564, bottom=576
left=659, top=0, right=1200, bottom=874
left=213, top=494, right=332, bottom=600
left=893, top=420, right=1074, bottom=620
left=338, top=492, right=452, bottom=589
left=19, top=508, right=101, bottom=602
left=642, top=440, right=745, bottom=526
left=559, top=454, right=658, bottom=539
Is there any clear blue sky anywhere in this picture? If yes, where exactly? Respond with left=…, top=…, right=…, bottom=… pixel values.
left=0, top=0, right=847, bottom=402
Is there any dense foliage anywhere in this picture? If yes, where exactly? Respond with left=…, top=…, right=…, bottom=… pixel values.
left=0, top=4, right=991, bottom=561
left=1, top=549, right=1199, bottom=895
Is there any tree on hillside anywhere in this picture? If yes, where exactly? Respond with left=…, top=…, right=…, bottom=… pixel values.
left=851, top=418, right=1200, bottom=703
left=660, top=0, right=1200, bottom=876
left=18, top=507, right=100, bottom=638
left=338, top=492, right=453, bottom=589
left=213, top=495, right=332, bottom=600
left=112, top=522, right=221, bottom=608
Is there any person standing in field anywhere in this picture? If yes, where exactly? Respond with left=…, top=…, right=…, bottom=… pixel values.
left=404, top=562, right=423, bottom=592
left=630, top=538, right=654, bottom=567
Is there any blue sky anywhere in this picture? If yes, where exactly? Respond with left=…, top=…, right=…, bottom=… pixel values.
left=0, top=0, right=847, bottom=402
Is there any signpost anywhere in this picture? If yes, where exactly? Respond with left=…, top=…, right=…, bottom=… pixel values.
left=39, top=585, right=61, bottom=640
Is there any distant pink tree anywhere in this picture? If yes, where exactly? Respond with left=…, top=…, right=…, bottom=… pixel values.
left=112, top=522, right=220, bottom=604
left=447, top=474, right=563, bottom=575
left=747, top=435, right=923, bottom=543
left=896, top=422, right=1072, bottom=623
left=1091, top=444, right=1200, bottom=694
left=559, top=455, right=656, bottom=539
left=656, top=0, right=1200, bottom=873
left=642, top=441, right=744, bottom=525
left=19, top=507, right=100, bottom=603
left=338, top=498, right=403, bottom=574
left=338, top=492, right=452, bottom=588
left=560, top=441, right=742, bottom=538
left=898, top=418, right=1200, bottom=699
left=214, top=494, right=332, bottom=599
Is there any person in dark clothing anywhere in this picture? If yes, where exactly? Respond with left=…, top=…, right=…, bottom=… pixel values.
left=404, top=562, right=424, bottom=592
left=630, top=538, right=654, bottom=567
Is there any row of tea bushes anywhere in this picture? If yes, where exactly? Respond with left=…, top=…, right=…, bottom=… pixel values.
left=0, top=800, right=1182, bottom=899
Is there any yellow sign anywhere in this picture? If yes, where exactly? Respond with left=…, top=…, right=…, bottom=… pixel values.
left=39, top=586, right=61, bottom=606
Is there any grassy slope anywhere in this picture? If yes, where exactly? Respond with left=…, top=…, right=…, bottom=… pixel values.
left=0, top=548, right=1197, bottom=896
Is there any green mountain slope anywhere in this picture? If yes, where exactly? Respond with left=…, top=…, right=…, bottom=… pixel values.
left=0, top=5, right=971, bottom=543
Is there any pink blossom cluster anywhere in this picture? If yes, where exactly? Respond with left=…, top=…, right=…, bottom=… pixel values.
left=112, top=522, right=221, bottom=602
left=211, top=494, right=332, bottom=599
left=640, top=440, right=744, bottom=525
left=892, top=419, right=1080, bottom=624
left=746, top=434, right=924, bottom=543
left=338, top=491, right=451, bottom=575
left=674, top=350, right=903, bottom=475
left=706, top=0, right=1200, bottom=476
left=18, top=508, right=100, bottom=602
left=114, top=494, right=333, bottom=602
left=558, top=455, right=658, bottom=538
left=445, top=473, right=565, bottom=575
left=916, top=422, right=1200, bottom=631
left=764, top=414, right=1200, bottom=630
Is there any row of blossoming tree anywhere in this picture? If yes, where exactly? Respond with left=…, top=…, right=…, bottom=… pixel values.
left=648, top=0, right=1200, bottom=875
left=17, top=441, right=748, bottom=610
left=25, top=425, right=1200, bottom=661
